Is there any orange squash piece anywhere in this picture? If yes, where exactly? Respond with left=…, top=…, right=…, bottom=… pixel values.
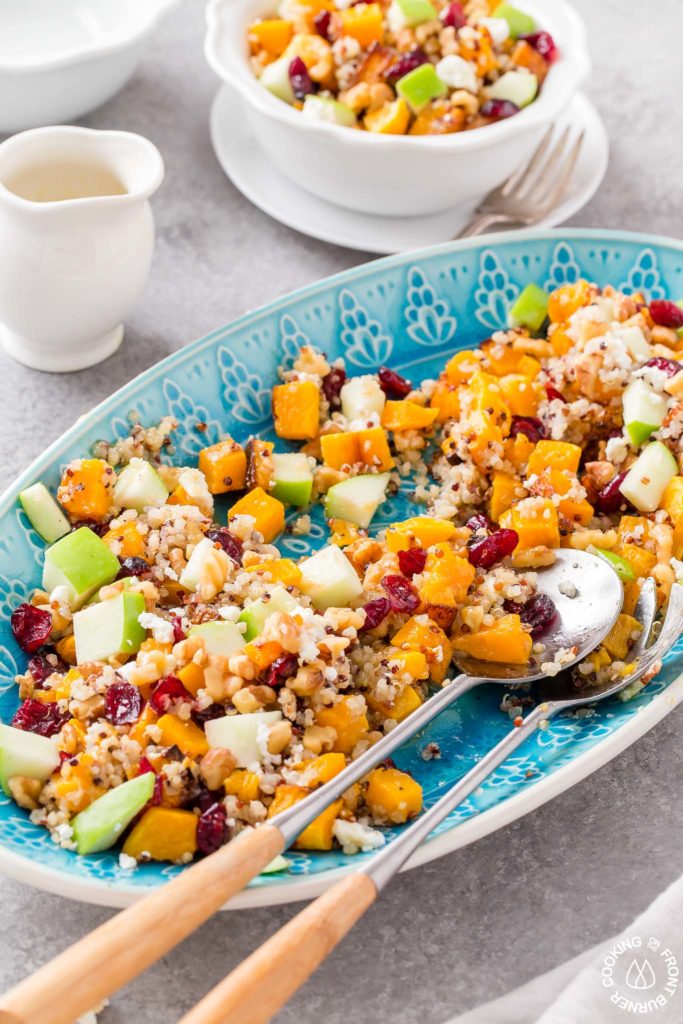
left=409, top=101, right=466, bottom=136
left=225, top=769, right=261, bottom=803
left=444, top=350, right=482, bottom=386
left=549, top=325, right=573, bottom=356
left=392, top=615, right=452, bottom=684
left=388, top=649, right=429, bottom=681
left=229, top=486, right=285, bottom=542
left=429, top=381, right=460, bottom=423
left=245, top=557, right=302, bottom=588
left=122, top=806, right=198, bottom=862
left=248, top=18, right=293, bottom=56
left=498, top=374, right=543, bottom=417
left=293, top=752, right=347, bottom=787
left=198, top=439, right=247, bottom=494
left=244, top=639, right=282, bottom=671
left=510, top=39, right=549, bottom=82
left=176, top=661, right=205, bottom=697
left=320, top=431, right=359, bottom=470
left=365, top=767, right=422, bottom=823
left=102, top=520, right=146, bottom=559
left=368, top=683, right=423, bottom=722
left=489, top=471, right=527, bottom=523
left=419, top=543, right=475, bottom=608
left=385, top=516, right=456, bottom=553
left=500, top=498, right=560, bottom=550
left=453, top=613, right=532, bottom=665
left=156, top=714, right=209, bottom=759
left=340, top=2, right=383, bottom=47
left=272, top=380, right=320, bottom=440
left=53, top=755, right=100, bottom=814
left=55, top=634, right=77, bottom=666
left=315, top=696, right=369, bottom=754
left=58, top=458, right=115, bottom=522
left=267, top=784, right=343, bottom=851
left=504, top=432, right=535, bottom=472
left=547, top=280, right=592, bottom=323
left=356, top=426, right=394, bottom=471
left=129, top=705, right=159, bottom=746
left=381, top=400, right=439, bottom=432
left=527, top=440, right=582, bottom=478
left=329, top=518, right=363, bottom=547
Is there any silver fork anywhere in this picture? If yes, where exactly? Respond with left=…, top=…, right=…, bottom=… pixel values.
left=457, top=125, right=585, bottom=239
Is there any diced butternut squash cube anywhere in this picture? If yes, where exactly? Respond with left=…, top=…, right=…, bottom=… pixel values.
left=622, top=580, right=641, bottom=617
left=461, top=410, right=506, bottom=470
left=58, top=458, right=115, bottom=522
left=340, top=2, right=383, bottom=46
left=489, top=471, right=526, bottom=523
left=547, top=280, right=592, bottom=323
left=388, top=649, right=429, bottom=681
left=429, top=380, right=460, bottom=423
left=365, top=767, right=422, bottom=823
left=558, top=495, right=594, bottom=526
left=452, top=614, right=532, bottom=665
left=392, top=615, right=452, bottom=684
left=355, top=426, right=394, bottom=471
left=419, top=543, right=475, bottom=610
left=386, top=516, right=456, bottom=553
left=248, top=18, right=293, bottom=56
left=55, top=633, right=77, bottom=666
left=244, top=639, right=282, bottom=671
left=381, top=400, right=438, bottom=432
left=267, top=783, right=306, bottom=817
left=296, top=798, right=344, bottom=851
left=122, top=807, right=198, bottom=862
left=549, top=325, right=572, bottom=356
left=245, top=557, right=302, bottom=588
left=198, top=439, right=247, bottom=494
left=511, top=38, right=549, bottom=81
left=386, top=684, right=423, bottom=722
left=129, top=705, right=158, bottom=746
left=293, top=752, right=347, bottom=787
left=329, top=518, right=363, bottom=547
left=444, top=349, right=481, bottom=385
left=272, top=380, right=320, bottom=440
left=224, top=769, right=260, bottom=803
left=617, top=516, right=651, bottom=544
left=662, top=476, right=683, bottom=525
left=481, top=339, right=527, bottom=376
left=527, top=440, right=582, bottom=477
left=505, top=432, right=535, bottom=471
left=168, top=483, right=202, bottom=509
left=468, top=371, right=512, bottom=427
left=53, top=755, right=100, bottom=814
left=321, top=431, right=359, bottom=470
left=229, top=487, right=285, bottom=542
left=602, top=613, right=641, bottom=661
left=674, top=520, right=683, bottom=561
left=498, top=374, right=543, bottom=417
left=500, top=498, right=560, bottom=550
left=176, top=661, right=205, bottom=697
left=102, top=520, right=146, bottom=559
left=315, top=697, right=369, bottom=754
left=617, top=543, right=657, bottom=581
left=156, top=714, right=209, bottom=759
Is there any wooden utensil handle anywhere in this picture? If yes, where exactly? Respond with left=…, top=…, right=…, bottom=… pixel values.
left=178, top=871, right=377, bottom=1024
left=0, top=824, right=284, bottom=1024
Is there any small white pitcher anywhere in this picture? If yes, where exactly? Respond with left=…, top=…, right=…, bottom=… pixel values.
left=0, top=126, right=164, bottom=372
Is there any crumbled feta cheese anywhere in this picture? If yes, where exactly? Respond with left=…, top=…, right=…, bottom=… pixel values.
left=436, top=55, right=478, bottom=92
left=479, top=16, right=509, bottom=44
left=138, top=612, right=174, bottom=645
left=118, top=852, right=138, bottom=872
left=332, top=819, right=386, bottom=855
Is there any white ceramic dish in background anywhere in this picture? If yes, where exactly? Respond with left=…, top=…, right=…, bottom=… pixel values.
left=210, top=87, right=608, bottom=253
left=0, top=0, right=180, bottom=134
left=205, top=0, right=590, bottom=217
left=0, top=126, right=164, bottom=372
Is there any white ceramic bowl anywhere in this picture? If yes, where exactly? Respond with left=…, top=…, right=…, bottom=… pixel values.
left=0, top=0, right=180, bottom=134
left=205, top=0, right=590, bottom=217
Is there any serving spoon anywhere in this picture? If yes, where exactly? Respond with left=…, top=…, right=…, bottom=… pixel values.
left=177, top=579, right=673, bottom=1024
left=0, top=549, right=625, bottom=1024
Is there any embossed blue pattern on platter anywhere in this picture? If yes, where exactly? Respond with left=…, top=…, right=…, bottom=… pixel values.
left=2, top=230, right=683, bottom=898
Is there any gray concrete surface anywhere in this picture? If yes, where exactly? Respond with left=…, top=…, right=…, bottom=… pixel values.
left=1, top=1, right=682, bottom=1021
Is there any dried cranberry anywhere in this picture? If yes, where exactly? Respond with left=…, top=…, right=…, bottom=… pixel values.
left=378, top=366, right=412, bottom=399
left=642, top=357, right=682, bottom=378
left=397, top=546, right=427, bottom=578
left=266, top=653, right=299, bottom=689
left=117, top=556, right=150, bottom=579
left=480, top=98, right=520, bottom=120
left=138, top=757, right=163, bottom=806
left=545, top=385, right=566, bottom=403
left=520, top=30, right=557, bottom=60
left=441, top=1, right=467, bottom=28
left=11, top=603, right=52, bottom=653
left=381, top=575, right=420, bottom=614
left=515, top=593, right=557, bottom=638
left=510, top=416, right=546, bottom=443
left=74, top=520, right=109, bottom=537
left=192, top=703, right=226, bottom=727
left=206, top=528, right=243, bottom=566
left=467, top=528, right=518, bottom=569
left=314, top=9, right=332, bottom=39
left=322, top=366, right=346, bottom=409
left=105, top=681, right=142, bottom=725
left=288, top=56, right=313, bottom=100
left=594, top=470, right=632, bottom=515
left=149, top=676, right=193, bottom=714
left=27, top=648, right=67, bottom=687
left=384, top=48, right=428, bottom=84
left=12, top=698, right=65, bottom=737
left=197, top=802, right=229, bottom=855
left=361, top=597, right=391, bottom=630
left=649, top=300, right=683, bottom=329
left=465, top=514, right=491, bottom=535
left=172, top=616, right=186, bottom=643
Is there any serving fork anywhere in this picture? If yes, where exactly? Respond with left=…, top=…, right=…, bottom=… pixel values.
left=457, top=125, right=585, bottom=239
left=176, top=578, right=679, bottom=1024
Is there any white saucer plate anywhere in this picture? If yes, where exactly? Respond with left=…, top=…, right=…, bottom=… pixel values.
left=210, top=87, right=608, bottom=254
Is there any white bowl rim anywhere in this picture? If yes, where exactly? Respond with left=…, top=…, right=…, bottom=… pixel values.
left=0, top=0, right=181, bottom=73
left=204, top=0, right=591, bottom=151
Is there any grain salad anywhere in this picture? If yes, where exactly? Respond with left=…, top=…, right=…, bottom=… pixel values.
left=3, top=277, right=683, bottom=868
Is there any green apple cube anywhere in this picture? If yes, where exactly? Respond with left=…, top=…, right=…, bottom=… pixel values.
left=260, top=56, right=295, bottom=104
left=188, top=620, right=246, bottom=657
left=509, top=284, right=548, bottom=332
left=43, top=527, right=120, bottom=609
left=271, top=453, right=314, bottom=506
left=72, top=772, right=155, bottom=855
left=618, top=441, right=678, bottom=513
left=19, top=482, right=70, bottom=544
left=340, top=375, right=386, bottom=422
left=302, top=96, right=356, bottom=127
left=113, top=458, right=168, bottom=513
left=488, top=70, right=538, bottom=107
left=73, top=591, right=147, bottom=664
left=324, top=473, right=390, bottom=529
left=299, top=544, right=362, bottom=610
left=397, top=63, right=447, bottom=115
left=492, top=2, right=536, bottom=37
left=0, top=723, right=60, bottom=797
left=239, top=584, right=299, bottom=641
left=205, top=710, right=283, bottom=768
left=593, top=547, right=636, bottom=584
left=387, top=0, right=437, bottom=31
left=615, top=325, right=651, bottom=360
left=179, top=537, right=221, bottom=593
left=622, top=380, right=667, bottom=447
left=261, top=854, right=290, bottom=874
